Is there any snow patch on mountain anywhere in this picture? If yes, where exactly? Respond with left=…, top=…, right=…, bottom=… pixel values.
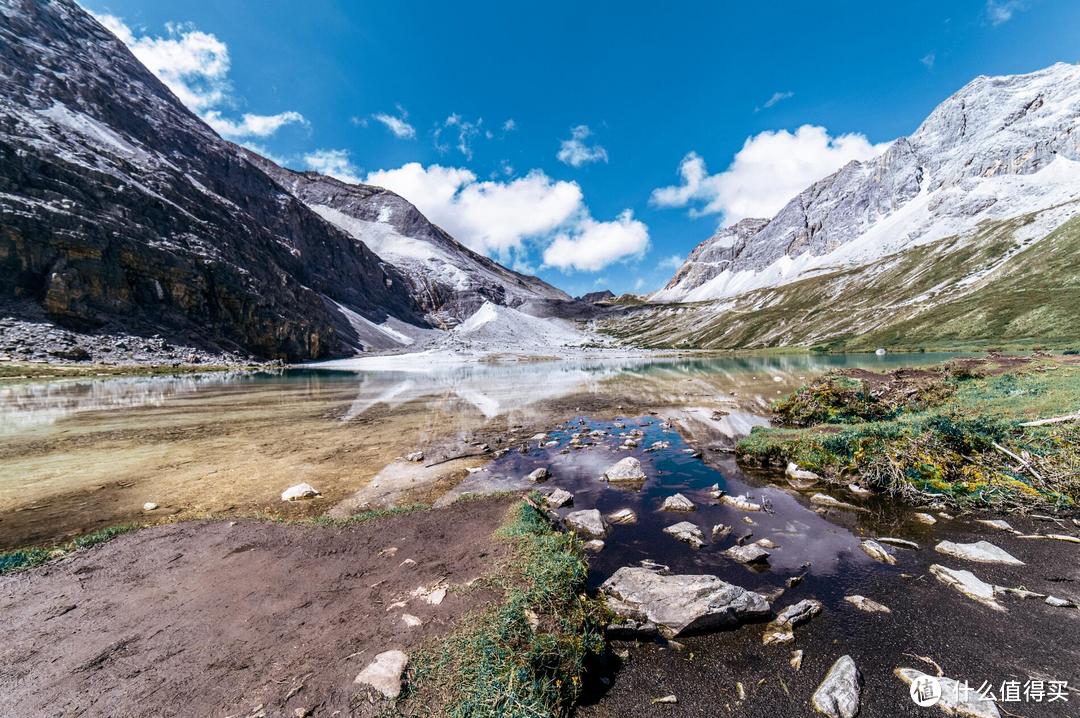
left=450, top=302, right=592, bottom=349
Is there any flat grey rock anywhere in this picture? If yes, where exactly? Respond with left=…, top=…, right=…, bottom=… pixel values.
left=723, top=544, right=770, bottom=564
left=544, top=488, right=573, bottom=508
left=895, top=668, right=1000, bottom=718
left=930, top=564, right=1005, bottom=611
left=763, top=599, right=823, bottom=644
left=565, top=509, right=607, bottom=538
left=844, top=595, right=891, bottom=613
left=661, top=493, right=695, bottom=512
left=355, top=650, right=409, bottom=699
left=935, top=540, right=1023, bottom=565
left=812, top=655, right=861, bottom=718
left=527, top=467, right=550, bottom=482
left=600, top=566, right=770, bottom=638
left=663, top=521, right=705, bottom=548
left=860, top=539, right=896, bottom=565
left=607, top=508, right=638, bottom=524
left=603, top=457, right=646, bottom=483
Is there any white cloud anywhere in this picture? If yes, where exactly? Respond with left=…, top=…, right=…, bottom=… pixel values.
left=304, top=149, right=363, bottom=184
left=659, top=254, right=684, bottom=270
left=557, top=125, right=608, bottom=167
left=372, top=107, right=416, bottom=139
left=365, top=162, right=647, bottom=271
left=921, top=51, right=936, bottom=69
left=542, top=210, right=649, bottom=272
left=503, top=119, right=517, bottom=132
left=203, top=110, right=306, bottom=139
left=95, top=13, right=304, bottom=140
left=650, top=125, right=890, bottom=224
left=986, top=0, right=1026, bottom=25
left=435, top=114, right=483, bottom=159
left=756, top=91, right=794, bottom=112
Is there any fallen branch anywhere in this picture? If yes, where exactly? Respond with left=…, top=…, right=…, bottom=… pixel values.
left=991, top=441, right=1045, bottom=482
left=1019, top=413, right=1080, bottom=427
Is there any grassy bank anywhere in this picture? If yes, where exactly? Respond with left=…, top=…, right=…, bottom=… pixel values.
left=403, top=495, right=607, bottom=717
left=737, top=357, right=1080, bottom=509
left=0, top=524, right=138, bottom=575
left=0, top=360, right=262, bottom=380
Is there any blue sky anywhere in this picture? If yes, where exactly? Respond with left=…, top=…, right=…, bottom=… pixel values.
left=85, top=0, right=1080, bottom=297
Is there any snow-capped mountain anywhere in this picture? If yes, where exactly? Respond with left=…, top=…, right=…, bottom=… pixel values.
left=247, top=155, right=571, bottom=327
left=654, top=63, right=1080, bottom=304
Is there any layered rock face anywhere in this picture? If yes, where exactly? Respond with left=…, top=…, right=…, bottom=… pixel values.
left=655, top=63, right=1080, bottom=303
left=0, top=0, right=424, bottom=361
left=248, top=155, right=570, bottom=327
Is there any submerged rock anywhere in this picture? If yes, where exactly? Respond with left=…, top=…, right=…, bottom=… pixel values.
left=724, top=544, right=770, bottom=564
left=663, top=521, right=705, bottom=548
left=603, top=457, right=647, bottom=484
left=355, top=650, right=409, bottom=699
left=607, top=508, right=638, bottom=524
left=763, top=599, right=823, bottom=644
left=565, top=509, right=608, bottom=538
left=599, top=566, right=770, bottom=638
left=786, top=462, right=821, bottom=482
left=811, top=655, right=862, bottom=718
left=811, top=493, right=868, bottom=513
left=844, top=595, right=891, bottom=613
left=894, top=668, right=1000, bottom=718
left=719, top=494, right=763, bottom=511
left=281, top=483, right=320, bottom=502
left=661, top=493, right=696, bottom=512
left=934, top=540, right=1024, bottom=565
left=930, top=564, right=1005, bottom=611
left=860, top=539, right=896, bottom=565
left=544, top=488, right=573, bottom=508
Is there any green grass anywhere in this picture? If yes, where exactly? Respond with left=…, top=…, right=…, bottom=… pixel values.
left=303, top=503, right=430, bottom=527
left=404, top=495, right=607, bottom=717
left=0, top=524, right=139, bottom=575
left=738, top=359, right=1080, bottom=508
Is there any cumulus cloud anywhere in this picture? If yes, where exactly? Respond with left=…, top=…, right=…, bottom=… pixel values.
left=372, top=106, right=416, bottom=139
left=203, top=110, right=307, bottom=139
left=756, top=90, right=793, bottom=112
left=304, top=149, right=363, bottom=184
left=542, top=211, right=649, bottom=272
left=986, top=0, right=1026, bottom=25
left=365, top=162, right=648, bottom=271
left=650, top=125, right=890, bottom=224
left=95, top=13, right=304, bottom=140
left=557, top=125, right=608, bottom=167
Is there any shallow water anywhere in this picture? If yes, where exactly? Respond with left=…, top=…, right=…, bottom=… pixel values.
left=0, top=352, right=961, bottom=548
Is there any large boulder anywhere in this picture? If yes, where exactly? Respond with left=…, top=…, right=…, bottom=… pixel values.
left=603, top=457, right=647, bottom=484
left=599, top=566, right=770, bottom=638
left=811, top=655, right=862, bottom=718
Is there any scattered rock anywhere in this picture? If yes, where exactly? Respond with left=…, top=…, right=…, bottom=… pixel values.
left=876, top=537, right=919, bottom=549
left=860, top=540, right=896, bottom=565
left=603, top=457, right=646, bottom=483
left=281, top=483, right=320, bottom=502
left=527, top=467, right=550, bottom=482
left=719, top=494, right=763, bottom=511
left=844, top=595, right=891, bottom=613
left=996, top=586, right=1045, bottom=600
left=755, top=538, right=780, bottom=549
left=1045, top=595, right=1076, bottom=608
left=584, top=539, right=606, bottom=552
left=894, top=668, right=1000, bottom=718
left=810, top=494, right=868, bottom=513
left=142, top=502, right=158, bottom=511
left=934, top=540, right=1024, bottom=565
left=1017, top=533, right=1080, bottom=544
left=544, top=488, right=573, bottom=508
left=354, top=650, right=408, bottom=699
left=405, top=451, right=424, bottom=462
left=401, top=613, right=422, bottom=627
left=811, top=655, right=862, bottom=718
left=663, top=521, right=705, bottom=548
left=565, top=509, right=608, bottom=539
left=763, top=599, right=823, bottom=644
left=661, top=493, right=695, bottom=512
left=913, top=512, right=938, bottom=525
left=607, top=508, right=638, bottom=524
left=712, top=524, right=732, bottom=540
left=786, top=462, right=821, bottom=482
left=930, top=564, right=1005, bottom=611
left=847, top=484, right=871, bottom=497
left=790, top=650, right=804, bottom=671
left=599, top=566, right=770, bottom=638
left=976, top=519, right=1017, bottom=533
left=652, top=695, right=677, bottom=704
left=606, top=618, right=658, bottom=639
left=723, top=544, right=770, bottom=564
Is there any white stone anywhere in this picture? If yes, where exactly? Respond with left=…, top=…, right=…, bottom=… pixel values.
left=755, top=538, right=780, bottom=549
left=786, top=462, right=821, bottom=481
left=142, top=502, right=158, bottom=511
left=876, top=537, right=920, bottom=549
left=860, top=540, right=896, bottom=565
left=763, top=599, right=823, bottom=644
left=355, top=650, right=409, bottom=699
left=603, top=456, right=646, bottom=483
left=790, top=650, right=804, bottom=671
left=405, top=451, right=424, bottom=462
left=565, top=509, right=607, bottom=538
left=844, top=595, right=891, bottom=613
left=712, top=524, right=732, bottom=540
left=976, top=519, right=1017, bottom=533
left=810, top=493, right=867, bottom=512
left=527, top=467, right=550, bottom=482
left=281, top=483, right=320, bottom=502
left=719, top=494, right=762, bottom=511
left=663, top=521, right=705, bottom=548
left=1046, top=595, right=1076, bottom=608
left=930, top=564, right=1005, bottom=611
left=724, top=544, right=770, bottom=564
left=913, top=512, right=938, bottom=525
left=811, top=655, right=861, bottom=718
left=934, top=540, right=1024, bottom=565
left=583, top=539, right=605, bottom=552
left=544, top=488, right=573, bottom=508
left=401, top=613, right=422, bottom=627
left=600, top=566, right=771, bottom=638
left=894, top=668, right=1000, bottom=718
left=661, top=493, right=695, bottom=512
left=607, top=508, right=638, bottom=524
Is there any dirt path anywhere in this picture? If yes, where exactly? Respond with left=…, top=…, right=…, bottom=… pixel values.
left=0, top=497, right=514, bottom=718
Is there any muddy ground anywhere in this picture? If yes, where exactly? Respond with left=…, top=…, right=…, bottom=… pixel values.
left=0, top=496, right=514, bottom=718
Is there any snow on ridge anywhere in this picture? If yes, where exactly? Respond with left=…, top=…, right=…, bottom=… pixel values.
left=450, top=301, right=592, bottom=349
